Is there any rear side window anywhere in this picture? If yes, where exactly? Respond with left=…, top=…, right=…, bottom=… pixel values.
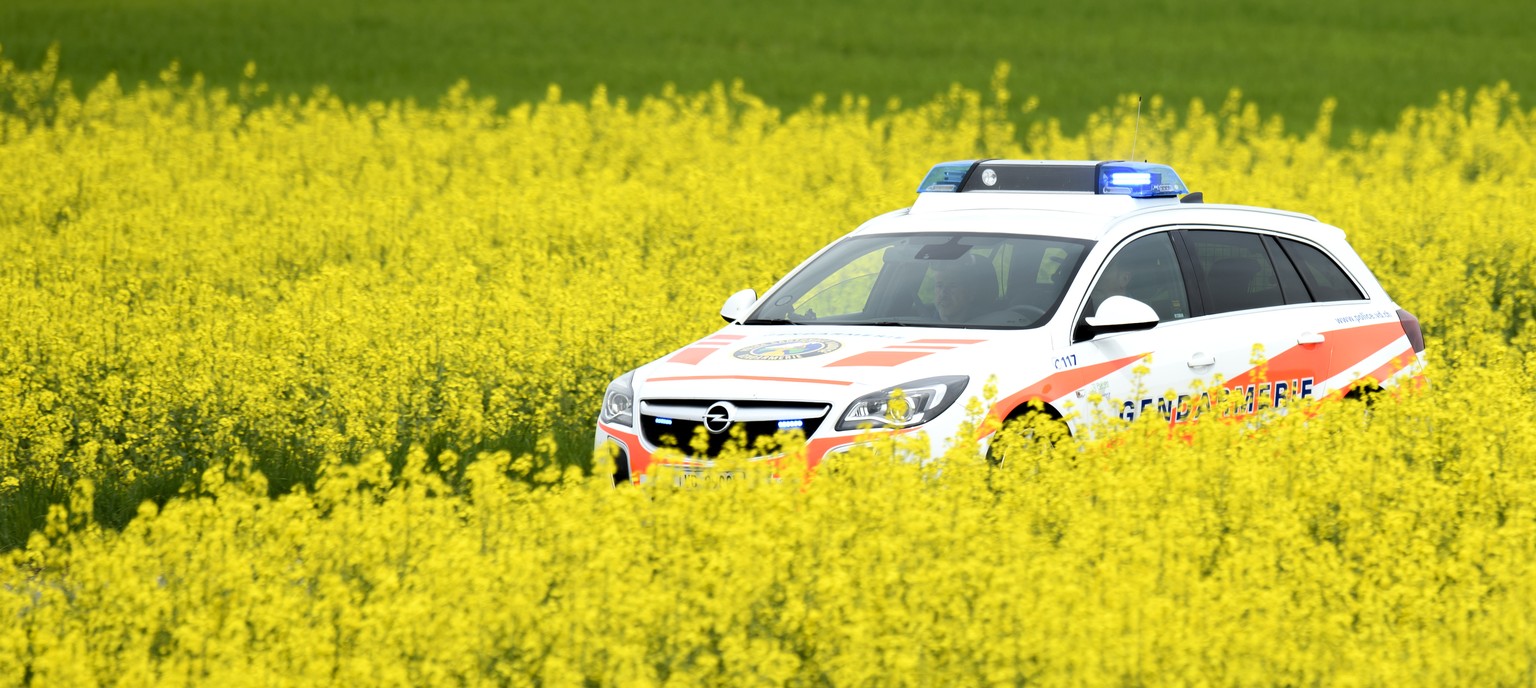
left=1278, top=239, right=1366, bottom=302
left=1183, top=230, right=1286, bottom=314
left=1262, top=235, right=1311, bottom=304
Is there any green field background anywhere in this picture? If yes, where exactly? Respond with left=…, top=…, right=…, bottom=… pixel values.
left=3, top=0, right=1533, bottom=136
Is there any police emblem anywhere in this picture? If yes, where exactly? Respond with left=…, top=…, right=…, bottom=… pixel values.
left=733, top=338, right=842, bottom=361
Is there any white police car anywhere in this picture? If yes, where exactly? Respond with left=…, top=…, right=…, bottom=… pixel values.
left=596, top=160, right=1426, bottom=482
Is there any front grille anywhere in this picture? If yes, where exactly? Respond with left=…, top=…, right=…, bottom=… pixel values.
left=640, top=399, right=832, bottom=458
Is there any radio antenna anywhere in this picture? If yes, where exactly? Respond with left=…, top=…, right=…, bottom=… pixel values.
left=1129, top=96, right=1143, bottom=161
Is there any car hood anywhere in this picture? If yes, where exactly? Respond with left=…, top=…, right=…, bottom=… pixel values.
left=632, top=324, right=1030, bottom=400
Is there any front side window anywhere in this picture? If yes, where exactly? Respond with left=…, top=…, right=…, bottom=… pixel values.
left=745, top=233, right=1092, bottom=329
left=1086, top=232, right=1190, bottom=322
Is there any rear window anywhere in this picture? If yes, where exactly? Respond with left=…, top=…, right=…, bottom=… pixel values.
left=1278, top=239, right=1366, bottom=302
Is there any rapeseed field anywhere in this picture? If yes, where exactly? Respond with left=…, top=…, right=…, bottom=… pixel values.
left=2, top=52, right=1535, bottom=683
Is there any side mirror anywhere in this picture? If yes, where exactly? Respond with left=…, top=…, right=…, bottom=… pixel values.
left=719, top=288, right=758, bottom=323
left=1081, top=295, right=1159, bottom=337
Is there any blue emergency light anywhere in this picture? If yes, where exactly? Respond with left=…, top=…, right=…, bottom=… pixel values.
left=1096, top=162, right=1187, bottom=197
left=916, top=160, right=1189, bottom=198
left=915, top=161, right=975, bottom=192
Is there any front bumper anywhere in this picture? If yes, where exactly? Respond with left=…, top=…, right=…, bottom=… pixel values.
left=594, top=420, right=948, bottom=485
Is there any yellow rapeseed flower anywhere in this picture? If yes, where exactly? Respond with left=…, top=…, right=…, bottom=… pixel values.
left=0, top=52, right=1534, bottom=684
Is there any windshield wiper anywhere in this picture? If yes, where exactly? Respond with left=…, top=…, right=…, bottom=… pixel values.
left=859, top=320, right=970, bottom=328
left=740, top=318, right=802, bottom=325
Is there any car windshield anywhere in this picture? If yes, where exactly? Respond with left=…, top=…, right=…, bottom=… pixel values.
left=744, top=233, right=1093, bottom=329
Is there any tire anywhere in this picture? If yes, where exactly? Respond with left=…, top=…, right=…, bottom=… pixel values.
left=986, top=407, right=1069, bottom=465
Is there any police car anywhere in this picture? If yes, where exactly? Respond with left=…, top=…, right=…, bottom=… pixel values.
left=595, top=160, right=1426, bottom=482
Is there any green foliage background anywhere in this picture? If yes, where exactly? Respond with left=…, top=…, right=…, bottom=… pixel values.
left=3, top=0, right=1533, bottom=135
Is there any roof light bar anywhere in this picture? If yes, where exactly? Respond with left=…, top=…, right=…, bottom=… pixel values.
left=916, top=160, right=1189, bottom=198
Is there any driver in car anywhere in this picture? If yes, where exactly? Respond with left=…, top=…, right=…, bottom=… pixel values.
left=932, top=254, right=999, bottom=323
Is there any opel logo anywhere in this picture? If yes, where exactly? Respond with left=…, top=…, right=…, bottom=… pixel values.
left=703, top=401, right=736, bottom=434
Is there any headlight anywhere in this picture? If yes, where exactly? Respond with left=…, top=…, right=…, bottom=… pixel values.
left=599, top=371, right=635, bottom=427
left=836, top=375, right=969, bottom=431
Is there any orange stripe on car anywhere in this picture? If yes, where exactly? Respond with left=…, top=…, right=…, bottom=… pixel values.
left=825, top=338, right=982, bottom=366
left=1221, top=340, right=1330, bottom=391
left=825, top=350, right=934, bottom=367
left=1222, top=321, right=1406, bottom=392
left=597, top=422, right=649, bottom=485
left=667, top=347, right=721, bottom=365
left=1326, top=322, right=1408, bottom=379
left=1336, top=346, right=1418, bottom=398
left=985, top=353, right=1149, bottom=431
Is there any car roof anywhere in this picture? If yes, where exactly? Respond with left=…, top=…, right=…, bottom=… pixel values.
left=877, top=159, right=1339, bottom=245
left=853, top=196, right=1332, bottom=245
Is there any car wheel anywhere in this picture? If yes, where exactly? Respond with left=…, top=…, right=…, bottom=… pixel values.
left=986, top=407, right=1069, bottom=465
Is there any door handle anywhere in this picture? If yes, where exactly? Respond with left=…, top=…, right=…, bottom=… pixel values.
left=1298, top=332, right=1325, bottom=345
left=1187, top=353, right=1215, bottom=368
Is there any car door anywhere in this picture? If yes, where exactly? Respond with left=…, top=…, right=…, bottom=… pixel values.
left=1061, top=230, right=1219, bottom=424
left=1266, top=233, right=1392, bottom=397
left=1063, top=225, right=1363, bottom=427
left=1175, top=228, right=1344, bottom=414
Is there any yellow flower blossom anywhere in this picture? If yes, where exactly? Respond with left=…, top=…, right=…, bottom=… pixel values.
left=0, top=53, right=1534, bottom=684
